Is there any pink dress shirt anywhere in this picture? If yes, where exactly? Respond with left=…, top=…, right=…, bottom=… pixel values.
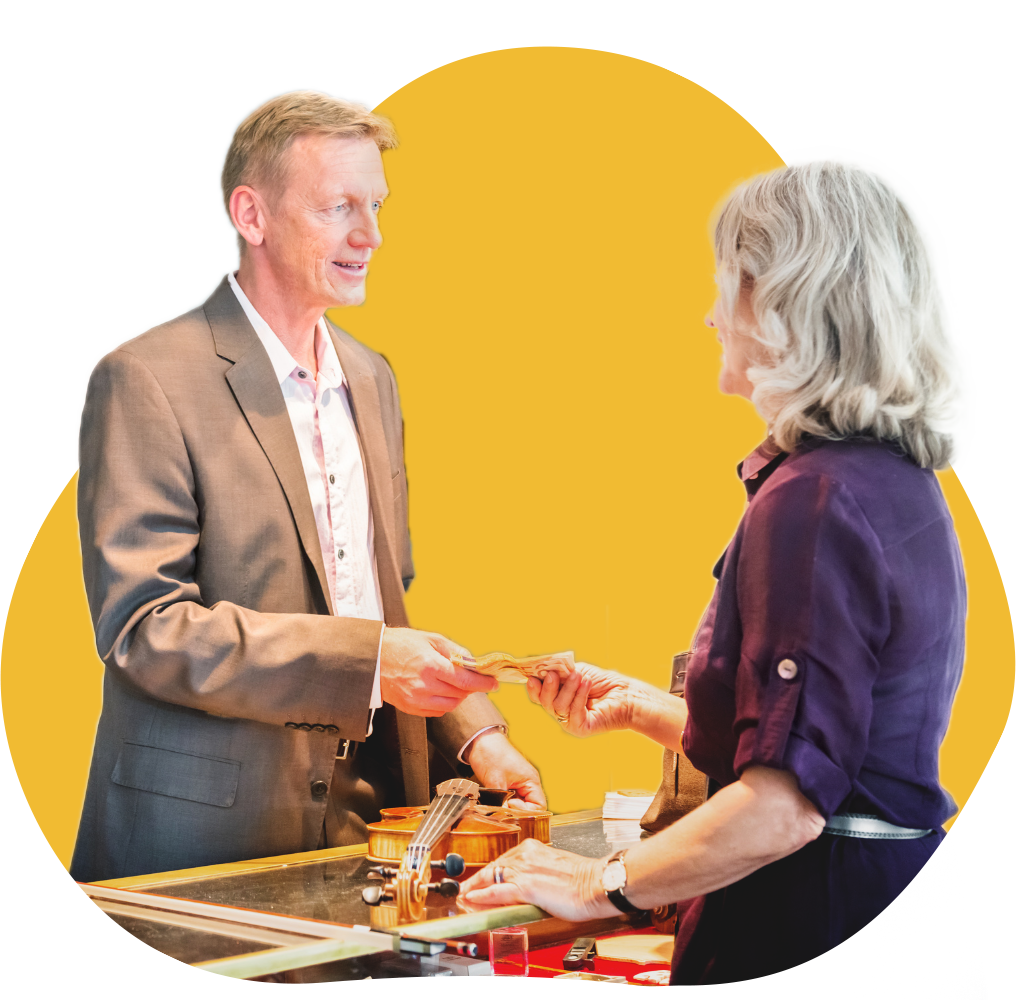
left=228, top=273, right=383, bottom=726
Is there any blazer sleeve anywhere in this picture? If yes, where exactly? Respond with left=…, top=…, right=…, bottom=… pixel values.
left=78, top=348, right=380, bottom=739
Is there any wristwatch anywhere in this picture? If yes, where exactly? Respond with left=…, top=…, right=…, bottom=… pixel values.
left=601, top=850, right=645, bottom=914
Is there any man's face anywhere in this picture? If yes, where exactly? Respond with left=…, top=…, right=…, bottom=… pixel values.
left=260, top=134, right=388, bottom=310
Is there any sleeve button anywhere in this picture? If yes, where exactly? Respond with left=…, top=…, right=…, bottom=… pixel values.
left=285, top=722, right=298, bottom=729
left=777, top=659, right=798, bottom=680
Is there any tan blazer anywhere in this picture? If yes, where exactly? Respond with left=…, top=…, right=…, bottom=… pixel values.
left=70, top=277, right=503, bottom=882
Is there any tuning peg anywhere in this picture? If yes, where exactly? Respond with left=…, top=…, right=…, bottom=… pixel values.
left=430, top=853, right=465, bottom=877
left=427, top=878, right=461, bottom=899
left=367, top=866, right=397, bottom=880
left=362, top=885, right=394, bottom=906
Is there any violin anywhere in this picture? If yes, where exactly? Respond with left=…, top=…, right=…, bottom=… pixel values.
left=361, top=779, right=552, bottom=923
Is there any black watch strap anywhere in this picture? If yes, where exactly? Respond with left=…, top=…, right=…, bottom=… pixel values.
left=606, top=886, right=643, bottom=914
left=602, top=851, right=647, bottom=915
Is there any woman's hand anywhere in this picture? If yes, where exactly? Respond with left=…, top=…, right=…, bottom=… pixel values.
left=460, top=839, right=616, bottom=921
left=527, top=662, right=687, bottom=750
left=526, top=662, right=636, bottom=738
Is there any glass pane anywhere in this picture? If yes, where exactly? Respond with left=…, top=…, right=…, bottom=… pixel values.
left=155, top=854, right=459, bottom=927
left=153, top=820, right=610, bottom=928
left=0, top=889, right=387, bottom=991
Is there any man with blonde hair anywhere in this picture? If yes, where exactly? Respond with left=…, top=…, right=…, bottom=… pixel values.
left=71, top=92, right=544, bottom=881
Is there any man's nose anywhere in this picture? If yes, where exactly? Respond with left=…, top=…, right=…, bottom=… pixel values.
left=350, top=210, right=383, bottom=250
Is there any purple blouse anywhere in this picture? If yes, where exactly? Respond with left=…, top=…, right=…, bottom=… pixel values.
left=682, top=437, right=966, bottom=828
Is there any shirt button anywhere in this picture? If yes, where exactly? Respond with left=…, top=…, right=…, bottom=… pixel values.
left=329, top=474, right=335, bottom=485
left=337, top=549, right=345, bottom=560
left=777, top=659, right=798, bottom=680
left=310, top=780, right=328, bottom=798
left=298, top=371, right=307, bottom=379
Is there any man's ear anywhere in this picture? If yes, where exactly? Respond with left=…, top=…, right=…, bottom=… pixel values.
left=229, top=185, right=268, bottom=249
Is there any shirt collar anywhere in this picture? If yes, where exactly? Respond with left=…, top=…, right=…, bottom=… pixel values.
left=737, top=437, right=787, bottom=498
left=227, top=272, right=346, bottom=389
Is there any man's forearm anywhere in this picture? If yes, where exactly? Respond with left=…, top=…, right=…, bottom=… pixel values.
left=114, top=601, right=382, bottom=736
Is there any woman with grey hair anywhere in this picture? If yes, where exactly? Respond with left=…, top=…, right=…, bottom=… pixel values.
left=461, top=163, right=965, bottom=983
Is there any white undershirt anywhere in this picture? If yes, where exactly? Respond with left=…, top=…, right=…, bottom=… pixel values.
left=228, top=273, right=383, bottom=730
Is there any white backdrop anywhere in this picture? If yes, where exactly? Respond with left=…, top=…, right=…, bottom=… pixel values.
left=677, top=71, right=987, bottom=538
left=74, top=72, right=191, bottom=471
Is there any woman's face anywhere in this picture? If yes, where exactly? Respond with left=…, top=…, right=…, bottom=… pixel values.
left=706, top=280, right=759, bottom=400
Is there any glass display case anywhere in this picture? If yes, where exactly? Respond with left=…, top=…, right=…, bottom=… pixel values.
left=0, top=881, right=393, bottom=1000
left=83, top=808, right=612, bottom=942
left=82, top=810, right=645, bottom=981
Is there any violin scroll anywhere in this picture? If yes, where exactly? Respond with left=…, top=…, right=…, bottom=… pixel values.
left=361, top=876, right=460, bottom=907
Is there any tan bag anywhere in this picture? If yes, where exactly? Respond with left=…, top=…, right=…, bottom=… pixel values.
left=640, top=652, right=708, bottom=834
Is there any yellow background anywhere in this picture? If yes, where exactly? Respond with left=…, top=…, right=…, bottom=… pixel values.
left=1, top=48, right=1014, bottom=868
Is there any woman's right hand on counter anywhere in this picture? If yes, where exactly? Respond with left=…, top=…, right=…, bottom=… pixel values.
left=526, top=663, right=688, bottom=750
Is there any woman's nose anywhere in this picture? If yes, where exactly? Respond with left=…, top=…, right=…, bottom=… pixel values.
left=705, top=314, right=716, bottom=328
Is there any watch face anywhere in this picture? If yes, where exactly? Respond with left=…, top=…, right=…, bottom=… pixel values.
left=602, top=860, right=627, bottom=893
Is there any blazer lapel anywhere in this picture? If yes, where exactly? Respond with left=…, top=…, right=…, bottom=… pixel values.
left=328, top=323, right=426, bottom=801
left=328, top=322, right=410, bottom=629
left=204, top=279, right=332, bottom=611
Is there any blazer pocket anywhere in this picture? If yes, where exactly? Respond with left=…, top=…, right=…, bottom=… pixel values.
left=111, top=742, right=240, bottom=808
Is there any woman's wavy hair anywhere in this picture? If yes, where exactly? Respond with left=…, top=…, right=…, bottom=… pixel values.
left=713, top=163, right=956, bottom=469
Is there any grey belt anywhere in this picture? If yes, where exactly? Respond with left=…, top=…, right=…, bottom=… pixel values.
left=824, top=813, right=932, bottom=840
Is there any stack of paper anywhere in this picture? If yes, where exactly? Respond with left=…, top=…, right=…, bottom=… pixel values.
left=603, top=789, right=655, bottom=820
left=602, top=819, right=644, bottom=851
left=603, top=789, right=655, bottom=850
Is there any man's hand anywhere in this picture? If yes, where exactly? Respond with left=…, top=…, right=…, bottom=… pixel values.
left=465, top=730, right=547, bottom=811
left=379, top=627, right=497, bottom=717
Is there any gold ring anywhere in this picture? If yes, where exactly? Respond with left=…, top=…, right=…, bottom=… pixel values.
left=554, top=713, right=569, bottom=724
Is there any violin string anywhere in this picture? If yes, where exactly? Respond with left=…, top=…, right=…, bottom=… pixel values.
left=413, top=779, right=476, bottom=847
left=408, top=779, right=475, bottom=861
left=403, top=779, right=479, bottom=869
left=414, top=795, right=463, bottom=849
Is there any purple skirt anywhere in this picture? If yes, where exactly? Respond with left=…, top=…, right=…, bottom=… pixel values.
left=670, top=829, right=944, bottom=984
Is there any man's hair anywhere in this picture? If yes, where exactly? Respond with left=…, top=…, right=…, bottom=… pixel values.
left=713, top=162, right=956, bottom=469
left=222, top=91, right=398, bottom=246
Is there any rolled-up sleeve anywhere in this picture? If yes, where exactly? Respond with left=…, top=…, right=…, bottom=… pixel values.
left=731, top=473, right=891, bottom=818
